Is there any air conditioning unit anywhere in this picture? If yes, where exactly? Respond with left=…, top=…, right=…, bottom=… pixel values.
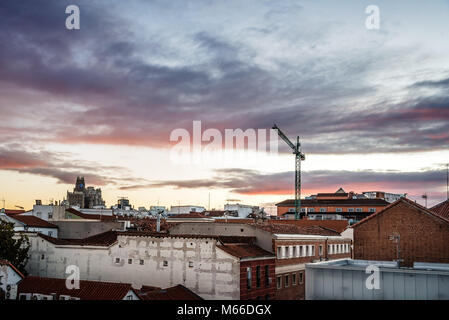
left=6, top=284, right=18, bottom=300
left=59, top=295, right=71, bottom=300
left=32, top=293, right=42, bottom=300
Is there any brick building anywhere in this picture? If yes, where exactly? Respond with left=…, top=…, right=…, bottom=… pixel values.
left=276, top=188, right=390, bottom=222
left=352, top=198, right=449, bottom=267
left=168, top=222, right=352, bottom=299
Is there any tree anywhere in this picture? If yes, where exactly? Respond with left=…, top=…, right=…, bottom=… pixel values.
left=0, top=219, right=30, bottom=274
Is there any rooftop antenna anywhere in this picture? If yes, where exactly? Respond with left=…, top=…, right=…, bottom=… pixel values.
left=422, top=193, right=428, bottom=208
left=389, top=235, right=404, bottom=267
left=208, top=192, right=211, bottom=211
left=446, top=163, right=448, bottom=200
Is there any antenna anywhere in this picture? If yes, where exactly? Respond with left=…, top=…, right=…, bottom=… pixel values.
left=0, top=198, right=5, bottom=210
left=421, top=193, right=428, bottom=208
left=446, top=163, right=448, bottom=201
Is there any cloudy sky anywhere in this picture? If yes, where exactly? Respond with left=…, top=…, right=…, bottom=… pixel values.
left=0, top=0, right=448, bottom=210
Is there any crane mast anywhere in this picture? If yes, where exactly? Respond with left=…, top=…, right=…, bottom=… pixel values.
left=273, top=124, right=305, bottom=220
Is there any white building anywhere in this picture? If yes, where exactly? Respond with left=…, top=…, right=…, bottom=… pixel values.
left=0, top=213, right=58, bottom=237
left=224, top=203, right=258, bottom=218
left=362, top=191, right=405, bottom=203
left=168, top=205, right=206, bottom=215
left=0, top=260, right=24, bottom=300
left=24, top=231, right=270, bottom=300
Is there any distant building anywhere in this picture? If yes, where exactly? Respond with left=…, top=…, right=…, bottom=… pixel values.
left=168, top=205, right=206, bottom=215
left=306, top=259, right=449, bottom=300
left=67, top=177, right=105, bottom=209
left=276, top=188, right=390, bottom=223
left=224, top=203, right=259, bottom=218
left=362, top=191, right=405, bottom=203
left=352, top=198, right=449, bottom=267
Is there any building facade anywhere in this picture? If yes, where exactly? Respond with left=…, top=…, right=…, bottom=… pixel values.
left=67, top=177, right=105, bottom=209
left=352, top=198, right=449, bottom=267
left=24, top=231, right=274, bottom=300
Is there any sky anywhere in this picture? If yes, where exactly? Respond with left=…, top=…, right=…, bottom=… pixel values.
left=0, top=0, right=448, bottom=210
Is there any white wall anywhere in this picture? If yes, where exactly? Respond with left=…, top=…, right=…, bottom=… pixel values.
left=25, top=233, right=240, bottom=300
left=0, top=264, right=22, bottom=299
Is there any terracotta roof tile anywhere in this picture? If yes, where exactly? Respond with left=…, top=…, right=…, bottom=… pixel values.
left=18, top=276, right=138, bottom=300
left=430, top=200, right=449, bottom=220
left=269, top=220, right=349, bottom=233
left=6, top=214, right=58, bottom=229
left=276, top=198, right=389, bottom=206
left=38, top=230, right=118, bottom=247
left=137, top=284, right=202, bottom=300
left=0, top=259, right=25, bottom=279
left=66, top=208, right=117, bottom=221
left=218, top=244, right=274, bottom=259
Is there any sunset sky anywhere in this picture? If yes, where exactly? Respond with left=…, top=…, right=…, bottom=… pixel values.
left=0, top=0, right=448, bottom=210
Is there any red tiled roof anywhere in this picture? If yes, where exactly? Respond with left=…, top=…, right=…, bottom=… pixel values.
left=137, top=284, right=202, bottom=300
left=0, top=259, right=25, bottom=279
left=4, top=209, right=26, bottom=215
left=6, top=214, right=58, bottom=229
left=252, top=222, right=341, bottom=236
left=276, top=198, right=389, bottom=206
left=430, top=200, right=449, bottom=220
left=351, top=197, right=449, bottom=228
left=18, top=276, right=138, bottom=300
left=38, top=230, right=118, bottom=247
left=218, top=244, right=274, bottom=259
left=66, top=207, right=117, bottom=221
left=269, top=219, right=349, bottom=233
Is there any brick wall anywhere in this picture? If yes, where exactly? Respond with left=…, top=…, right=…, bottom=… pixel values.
left=239, top=259, right=276, bottom=300
left=353, top=201, right=449, bottom=267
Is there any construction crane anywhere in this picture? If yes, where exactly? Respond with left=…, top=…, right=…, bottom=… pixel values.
left=272, top=124, right=305, bottom=220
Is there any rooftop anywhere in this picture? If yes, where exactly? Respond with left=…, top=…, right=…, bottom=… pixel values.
left=276, top=198, right=390, bottom=206
left=430, top=199, right=449, bottom=220
left=17, top=276, right=138, bottom=300
left=5, top=214, right=58, bottom=229
left=0, top=259, right=25, bottom=279
left=137, top=284, right=203, bottom=300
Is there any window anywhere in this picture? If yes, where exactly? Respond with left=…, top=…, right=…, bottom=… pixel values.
left=48, top=212, right=53, bottom=219
left=369, top=208, right=376, bottom=213
left=328, top=244, right=331, bottom=254
left=308, top=208, right=315, bottom=213
left=299, top=272, right=304, bottom=284
left=277, top=246, right=282, bottom=259
left=305, top=246, right=309, bottom=256
left=285, top=275, right=289, bottom=287
left=256, top=266, right=261, bottom=288
left=292, top=246, right=296, bottom=257
left=299, top=245, right=304, bottom=257
left=126, top=295, right=133, bottom=300
left=276, top=276, right=282, bottom=289
left=140, top=260, right=144, bottom=265
left=356, top=208, right=363, bottom=212
left=336, top=208, right=342, bottom=212
left=115, top=258, right=120, bottom=263
left=188, top=261, right=194, bottom=268
left=41, top=254, right=45, bottom=260
left=347, top=208, right=354, bottom=212
left=319, top=208, right=326, bottom=212
left=311, top=245, right=315, bottom=256
left=48, top=231, right=53, bottom=237
left=319, top=245, right=323, bottom=256
left=300, top=208, right=306, bottom=212
left=163, top=261, right=168, bottom=267
left=292, top=273, right=297, bottom=285
left=128, top=259, right=132, bottom=264
left=265, top=265, right=270, bottom=287
left=247, top=267, right=252, bottom=290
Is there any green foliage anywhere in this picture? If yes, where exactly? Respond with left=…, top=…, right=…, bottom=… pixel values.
left=0, top=219, right=30, bottom=274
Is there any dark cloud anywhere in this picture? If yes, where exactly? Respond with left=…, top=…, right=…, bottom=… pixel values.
left=0, top=0, right=448, bottom=156
left=119, top=167, right=448, bottom=206
left=0, top=145, right=143, bottom=186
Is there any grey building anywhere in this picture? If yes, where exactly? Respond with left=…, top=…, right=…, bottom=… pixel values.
left=306, top=259, right=449, bottom=300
